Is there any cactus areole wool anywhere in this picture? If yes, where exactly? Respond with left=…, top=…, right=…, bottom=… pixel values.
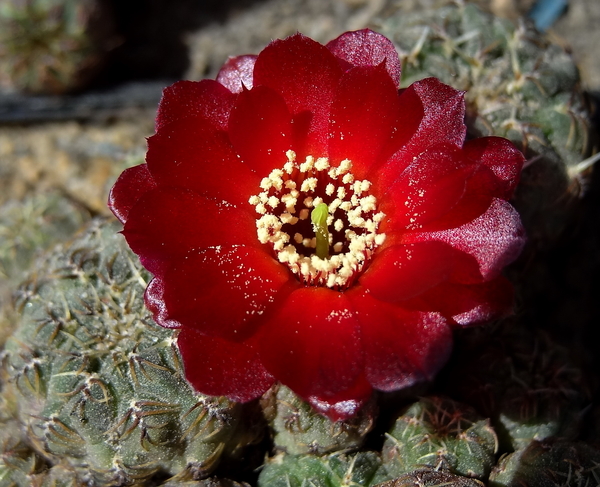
left=109, top=30, right=526, bottom=421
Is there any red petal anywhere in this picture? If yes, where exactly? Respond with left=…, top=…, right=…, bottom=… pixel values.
left=259, top=287, right=364, bottom=402
left=123, top=187, right=259, bottom=264
left=326, top=29, right=401, bottom=87
left=253, top=33, right=343, bottom=155
left=307, top=377, right=373, bottom=422
left=216, top=54, right=257, bottom=93
left=404, top=198, right=526, bottom=281
left=228, top=85, right=293, bottom=175
left=408, top=77, right=466, bottom=149
left=360, top=242, right=467, bottom=301
left=145, top=277, right=179, bottom=328
left=463, top=136, right=525, bottom=200
left=146, top=116, right=260, bottom=207
left=375, top=85, right=426, bottom=171
left=380, top=144, right=475, bottom=230
left=413, top=276, right=515, bottom=326
left=178, top=328, right=274, bottom=402
left=155, top=80, right=236, bottom=131
left=349, top=288, right=452, bottom=391
left=377, top=78, right=466, bottom=190
left=108, top=164, right=157, bottom=224
left=328, top=65, right=400, bottom=179
left=158, top=246, right=294, bottom=342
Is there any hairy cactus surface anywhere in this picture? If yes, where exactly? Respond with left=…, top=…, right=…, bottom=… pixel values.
left=1, top=219, right=257, bottom=485
left=376, top=469, right=486, bottom=487
left=375, top=2, right=595, bottom=243
left=441, top=323, right=589, bottom=452
left=258, top=451, right=383, bottom=487
left=261, top=384, right=375, bottom=455
left=0, top=0, right=116, bottom=94
left=380, top=396, right=497, bottom=480
left=489, top=439, right=600, bottom=486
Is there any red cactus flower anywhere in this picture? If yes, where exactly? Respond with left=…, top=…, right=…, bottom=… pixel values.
left=109, top=29, right=525, bottom=421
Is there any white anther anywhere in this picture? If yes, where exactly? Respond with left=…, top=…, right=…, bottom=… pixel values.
left=300, top=178, right=318, bottom=193
left=315, top=157, right=330, bottom=171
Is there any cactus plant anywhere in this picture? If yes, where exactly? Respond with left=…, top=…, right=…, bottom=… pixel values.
left=380, top=396, right=497, bottom=480
left=489, top=439, right=600, bottom=487
left=1, top=218, right=260, bottom=485
left=374, top=2, right=596, bottom=243
left=0, top=0, right=117, bottom=94
left=441, top=323, right=590, bottom=452
left=261, top=384, right=376, bottom=455
left=257, top=451, right=383, bottom=487
left=375, top=469, right=486, bottom=487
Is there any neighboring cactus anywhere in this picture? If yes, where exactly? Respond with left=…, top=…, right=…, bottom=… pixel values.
left=489, top=439, right=600, bottom=487
left=375, top=2, right=596, bottom=243
left=0, top=190, right=91, bottom=349
left=0, top=191, right=90, bottom=292
left=261, top=384, right=375, bottom=455
left=257, top=451, right=383, bottom=487
left=0, top=0, right=117, bottom=94
left=441, top=323, right=590, bottom=452
left=380, top=396, right=497, bottom=480
left=375, top=468, right=486, bottom=487
left=1, top=218, right=258, bottom=485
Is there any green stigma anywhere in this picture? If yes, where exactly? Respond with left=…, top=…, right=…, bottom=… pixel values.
left=311, top=203, right=330, bottom=259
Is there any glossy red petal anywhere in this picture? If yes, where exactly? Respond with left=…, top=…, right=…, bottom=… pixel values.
left=228, top=85, right=293, bottom=175
left=253, top=33, right=343, bottom=155
left=158, top=246, right=294, bottom=342
left=259, top=287, right=364, bottom=402
left=408, top=77, right=466, bottom=149
left=349, top=288, right=452, bottom=391
left=404, top=198, right=526, bottom=281
left=412, top=138, right=524, bottom=233
left=376, top=78, right=467, bottom=190
left=146, top=116, right=260, bottom=207
left=463, top=136, right=525, bottom=200
left=380, top=144, right=475, bottom=230
left=326, top=29, right=401, bottom=87
left=328, top=65, right=400, bottom=179
left=414, top=276, right=515, bottom=326
left=123, top=187, right=259, bottom=264
left=216, top=54, right=257, bottom=93
left=375, top=85, right=426, bottom=171
left=360, top=241, right=471, bottom=301
left=155, top=80, right=236, bottom=131
left=307, top=377, right=373, bottom=422
left=108, top=164, right=157, bottom=224
left=178, top=327, right=275, bottom=402
left=145, top=277, right=179, bottom=328
left=411, top=169, right=498, bottom=234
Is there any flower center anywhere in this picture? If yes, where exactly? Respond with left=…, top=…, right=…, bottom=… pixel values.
left=249, top=150, right=386, bottom=290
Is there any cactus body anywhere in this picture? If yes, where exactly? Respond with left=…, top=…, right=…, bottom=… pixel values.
left=442, top=325, right=589, bottom=452
left=1, top=219, right=255, bottom=485
left=0, top=0, right=116, bottom=94
left=375, top=469, right=485, bottom=487
left=380, top=396, right=497, bottom=480
left=258, top=451, right=382, bottom=487
left=489, top=440, right=600, bottom=487
left=261, top=384, right=375, bottom=455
